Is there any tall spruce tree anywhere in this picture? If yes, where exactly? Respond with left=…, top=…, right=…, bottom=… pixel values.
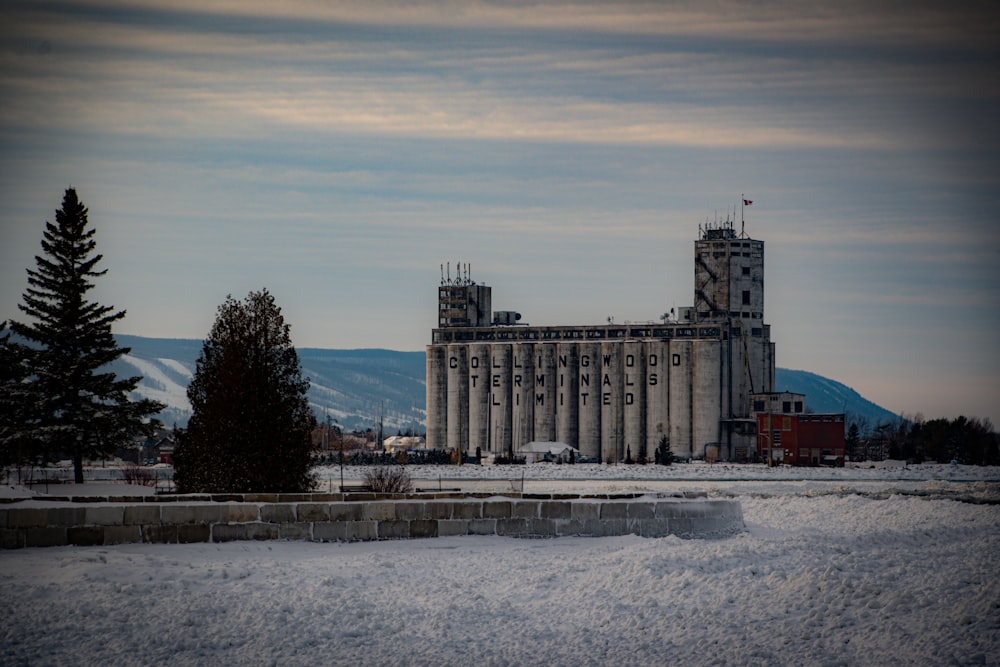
left=174, top=289, right=317, bottom=493
left=9, top=188, right=164, bottom=483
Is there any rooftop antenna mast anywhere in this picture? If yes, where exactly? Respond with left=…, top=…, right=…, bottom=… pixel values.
left=740, top=193, right=752, bottom=237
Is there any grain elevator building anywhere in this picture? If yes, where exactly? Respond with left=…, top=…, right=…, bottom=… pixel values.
left=426, top=219, right=775, bottom=462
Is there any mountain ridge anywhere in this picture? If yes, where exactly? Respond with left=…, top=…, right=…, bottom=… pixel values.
left=113, top=334, right=899, bottom=432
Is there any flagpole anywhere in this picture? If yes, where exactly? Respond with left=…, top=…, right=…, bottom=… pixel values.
left=741, top=193, right=744, bottom=236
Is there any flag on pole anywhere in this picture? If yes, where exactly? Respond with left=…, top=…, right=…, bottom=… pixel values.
left=743, top=199, right=753, bottom=206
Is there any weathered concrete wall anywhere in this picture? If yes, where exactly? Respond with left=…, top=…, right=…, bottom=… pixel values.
left=0, top=493, right=743, bottom=549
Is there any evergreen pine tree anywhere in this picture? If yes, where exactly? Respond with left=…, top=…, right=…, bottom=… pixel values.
left=9, top=189, right=164, bottom=483
left=174, top=289, right=317, bottom=493
left=656, top=435, right=673, bottom=466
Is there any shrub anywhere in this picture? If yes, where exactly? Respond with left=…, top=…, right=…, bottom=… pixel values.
left=655, top=436, right=673, bottom=466
left=364, top=466, right=413, bottom=493
left=122, top=462, right=156, bottom=486
left=493, top=455, right=526, bottom=465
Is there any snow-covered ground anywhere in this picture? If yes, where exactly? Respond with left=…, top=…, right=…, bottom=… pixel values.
left=2, top=464, right=998, bottom=666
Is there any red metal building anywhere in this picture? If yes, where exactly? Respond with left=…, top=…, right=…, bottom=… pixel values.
left=753, top=392, right=845, bottom=466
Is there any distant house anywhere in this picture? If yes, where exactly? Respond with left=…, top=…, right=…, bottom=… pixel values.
left=521, top=442, right=579, bottom=463
left=383, top=435, right=426, bottom=452
left=153, top=435, right=176, bottom=465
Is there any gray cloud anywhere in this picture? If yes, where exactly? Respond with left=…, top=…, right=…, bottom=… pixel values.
left=1, top=0, right=998, bottom=423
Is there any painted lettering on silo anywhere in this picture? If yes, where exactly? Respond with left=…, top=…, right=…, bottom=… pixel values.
left=623, top=340, right=646, bottom=462
left=488, top=344, right=512, bottom=455
left=468, top=344, right=490, bottom=456
left=577, top=342, right=601, bottom=461
left=600, top=342, right=623, bottom=463
left=446, top=345, right=469, bottom=454
left=645, top=340, right=668, bottom=459
left=669, top=340, right=693, bottom=460
left=534, top=343, right=557, bottom=443
left=556, top=343, right=579, bottom=449
left=512, top=343, right=534, bottom=454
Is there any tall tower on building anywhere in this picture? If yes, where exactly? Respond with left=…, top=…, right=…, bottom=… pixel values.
left=693, top=221, right=772, bottom=418
left=437, top=263, right=491, bottom=328
left=694, top=223, right=764, bottom=323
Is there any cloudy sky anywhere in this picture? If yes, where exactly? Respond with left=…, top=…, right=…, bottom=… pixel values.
left=1, top=1, right=998, bottom=425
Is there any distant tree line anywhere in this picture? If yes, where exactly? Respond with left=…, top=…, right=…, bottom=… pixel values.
left=317, top=449, right=454, bottom=466
left=846, top=416, right=998, bottom=465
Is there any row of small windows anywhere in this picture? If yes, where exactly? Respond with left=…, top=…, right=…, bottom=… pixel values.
left=752, top=402, right=845, bottom=424
left=707, top=251, right=758, bottom=261
left=732, top=326, right=765, bottom=338
left=706, top=240, right=761, bottom=248
left=433, top=326, right=729, bottom=343
left=753, top=400, right=804, bottom=413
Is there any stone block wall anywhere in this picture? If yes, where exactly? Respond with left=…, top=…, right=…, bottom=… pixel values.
left=0, top=492, right=743, bottom=549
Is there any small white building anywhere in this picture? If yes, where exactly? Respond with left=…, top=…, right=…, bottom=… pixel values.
left=521, top=442, right=579, bottom=463
left=383, top=435, right=426, bottom=452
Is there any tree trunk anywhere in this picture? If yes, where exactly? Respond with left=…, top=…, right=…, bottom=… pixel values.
left=73, top=452, right=84, bottom=484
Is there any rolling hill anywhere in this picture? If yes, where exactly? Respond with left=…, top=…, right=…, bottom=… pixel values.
left=114, top=335, right=900, bottom=432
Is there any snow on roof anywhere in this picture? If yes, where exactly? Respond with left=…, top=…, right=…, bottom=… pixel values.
left=522, top=441, right=577, bottom=454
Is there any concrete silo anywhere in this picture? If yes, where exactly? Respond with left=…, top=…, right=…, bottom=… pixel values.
left=645, top=339, right=669, bottom=459
left=623, top=340, right=646, bottom=462
left=555, top=342, right=579, bottom=449
left=468, top=343, right=491, bottom=456
left=600, top=342, right=623, bottom=462
left=512, top=343, right=534, bottom=455
left=577, top=342, right=601, bottom=461
left=425, top=345, right=447, bottom=450
left=446, top=344, right=469, bottom=453
left=534, top=343, right=557, bottom=443
left=489, top=343, right=512, bottom=456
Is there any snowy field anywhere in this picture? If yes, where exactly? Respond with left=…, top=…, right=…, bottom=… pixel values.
left=2, top=464, right=998, bottom=666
